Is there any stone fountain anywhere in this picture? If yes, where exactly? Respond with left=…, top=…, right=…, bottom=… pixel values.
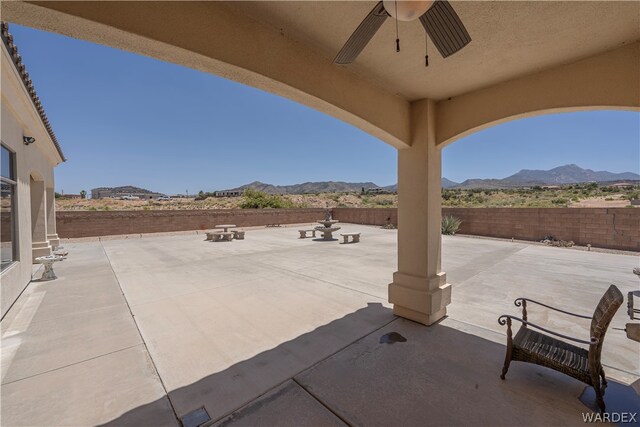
left=315, top=210, right=340, bottom=241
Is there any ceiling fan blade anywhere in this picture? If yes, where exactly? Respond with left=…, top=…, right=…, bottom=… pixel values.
left=334, top=2, right=389, bottom=64
left=419, top=0, right=471, bottom=58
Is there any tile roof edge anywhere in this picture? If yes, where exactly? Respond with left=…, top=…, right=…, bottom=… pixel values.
left=1, top=21, right=66, bottom=162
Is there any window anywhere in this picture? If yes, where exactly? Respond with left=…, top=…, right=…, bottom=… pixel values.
left=1, top=144, right=17, bottom=271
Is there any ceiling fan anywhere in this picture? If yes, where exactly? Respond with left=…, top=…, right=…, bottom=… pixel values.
left=334, top=0, right=471, bottom=65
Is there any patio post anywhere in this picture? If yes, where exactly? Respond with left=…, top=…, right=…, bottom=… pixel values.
left=388, top=99, right=451, bottom=325
left=30, top=176, right=51, bottom=260
left=46, top=186, right=60, bottom=249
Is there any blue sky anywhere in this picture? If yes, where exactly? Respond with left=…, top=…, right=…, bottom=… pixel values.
left=8, top=24, right=640, bottom=194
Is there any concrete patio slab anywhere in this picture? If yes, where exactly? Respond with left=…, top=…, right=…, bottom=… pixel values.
left=446, top=242, right=639, bottom=376
left=295, top=317, right=638, bottom=426
left=1, top=345, right=176, bottom=427
left=127, top=273, right=394, bottom=420
left=1, top=304, right=142, bottom=384
left=2, top=224, right=638, bottom=426
left=4, top=242, right=127, bottom=324
left=212, top=380, right=346, bottom=427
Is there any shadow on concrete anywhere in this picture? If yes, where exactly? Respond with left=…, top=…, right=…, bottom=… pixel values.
left=99, top=304, right=639, bottom=427
left=99, top=302, right=394, bottom=426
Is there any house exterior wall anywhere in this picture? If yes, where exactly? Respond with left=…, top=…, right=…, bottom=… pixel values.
left=1, top=42, right=63, bottom=318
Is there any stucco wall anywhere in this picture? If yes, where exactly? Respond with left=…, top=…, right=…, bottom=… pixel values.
left=56, top=209, right=326, bottom=238
left=333, top=207, right=638, bottom=251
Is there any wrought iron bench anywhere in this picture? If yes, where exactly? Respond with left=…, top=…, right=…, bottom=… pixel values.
left=498, top=285, right=623, bottom=412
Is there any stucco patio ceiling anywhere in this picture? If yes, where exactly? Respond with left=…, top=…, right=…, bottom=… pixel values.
left=5, top=1, right=639, bottom=149
left=228, top=1, right=640, bottom=101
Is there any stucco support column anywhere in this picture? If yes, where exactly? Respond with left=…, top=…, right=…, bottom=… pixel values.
left=30, top=178, right=51, bottom=260
left=389, top=99, right=451, bottom=325
left=46, top=186, right=60, bottom=249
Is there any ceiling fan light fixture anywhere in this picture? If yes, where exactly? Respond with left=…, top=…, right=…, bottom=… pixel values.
left=382, top=0, right=432, bottom=21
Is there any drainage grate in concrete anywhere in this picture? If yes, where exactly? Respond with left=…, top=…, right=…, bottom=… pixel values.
left=181, top=407, right=211, bottom=427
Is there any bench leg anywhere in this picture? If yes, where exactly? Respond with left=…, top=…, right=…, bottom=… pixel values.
left=353, top=236, right=360, bottom=243
left=41, top=263, right=57, bottom=280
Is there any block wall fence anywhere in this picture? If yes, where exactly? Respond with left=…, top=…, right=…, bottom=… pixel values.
left=332, top=207, right=639, bottom=252
left=55, top=207, right=639, bottom=251
left=56, top=209, right=325, bottom=238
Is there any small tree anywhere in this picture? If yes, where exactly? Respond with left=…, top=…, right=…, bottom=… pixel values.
left=80, top=190, right=87, bottom=199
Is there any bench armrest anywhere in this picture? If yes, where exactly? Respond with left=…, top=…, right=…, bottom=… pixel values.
left=514, top=298, right=592, bottom=320
left=498, top=315, right=598, bottom=346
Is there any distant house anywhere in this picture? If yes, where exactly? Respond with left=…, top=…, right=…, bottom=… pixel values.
left=91, top=186, right=165, bottom=200
left=214, top=190, right=243, bottom=197
left=541, top=185, right=561, bottom=190
left=362, top=187, right=389, bottom=195
left=609, top=182, right=633, bottom=189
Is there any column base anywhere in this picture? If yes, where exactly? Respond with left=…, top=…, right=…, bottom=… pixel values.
left=388, top=271, right=451, bottom=326
left=32, top=241, right=52, bottom=260
left=47, top=234, right=60, bottom=250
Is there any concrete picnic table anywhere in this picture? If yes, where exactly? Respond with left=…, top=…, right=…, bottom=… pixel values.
left=214, top=224, right=236, bottom=232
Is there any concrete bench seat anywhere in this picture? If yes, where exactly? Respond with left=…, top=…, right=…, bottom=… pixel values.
left=232, top=230, right=245, bottom=240
left=299, top=229, right=317, bottom=238
left=211, top=231, right=234, bottom=242
left=341, top=232, right=361, bottom=244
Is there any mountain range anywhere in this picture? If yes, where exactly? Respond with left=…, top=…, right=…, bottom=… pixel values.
left=450, top=164, right=640, bottom=189
left=225, top=165, right=639, bottom=194
left=230, top=181, right=380, bottom=195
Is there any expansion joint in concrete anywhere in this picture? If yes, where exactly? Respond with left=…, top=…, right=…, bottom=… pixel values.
left=98, top=241, right=182, bottom=425
left=292, top=377, right=354, bottom=427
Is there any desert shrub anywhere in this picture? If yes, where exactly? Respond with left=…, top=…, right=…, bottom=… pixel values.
left=604, top=197, right=614, bottom=201
left=239, top=189, right=295, bottom=209
left=441, top=215, right=462, bottom=235
left=551, top=198, right=568, bottom=205
left=376, top=198, right=393, bottom=206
